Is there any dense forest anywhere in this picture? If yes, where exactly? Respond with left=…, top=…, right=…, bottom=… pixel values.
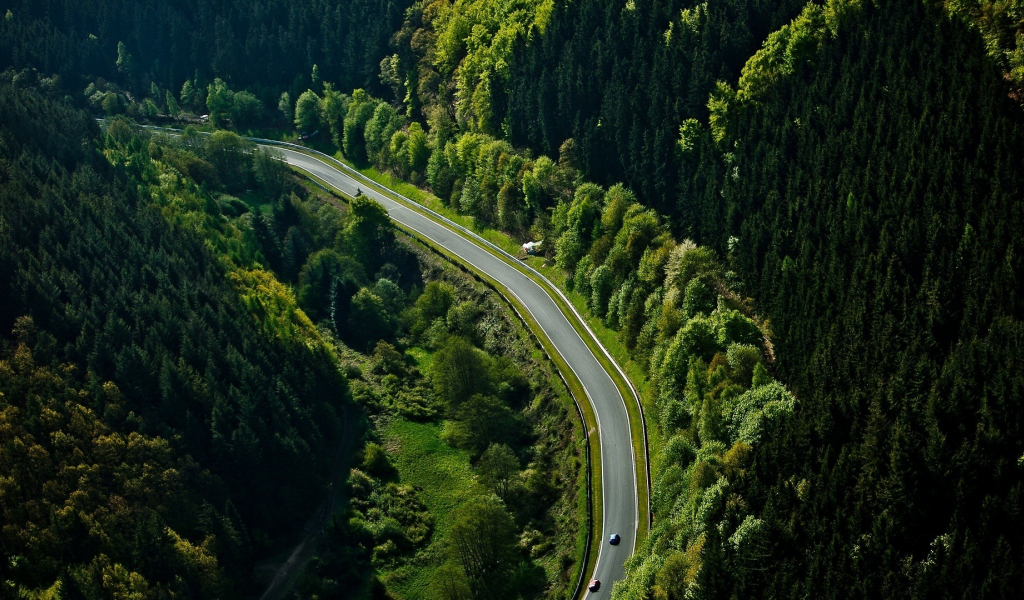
left=665, top=0, right=1024, bottom=595
left=0, top=74, right=349, bottom=596
left=0, top=0, right=410, bottom=111
left=0, top=74, right=584, bottom=598
left=3, top=0, right=1024, bottom=598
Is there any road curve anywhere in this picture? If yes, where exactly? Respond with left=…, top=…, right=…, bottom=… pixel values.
left=275, top=147, right=638, bottom=596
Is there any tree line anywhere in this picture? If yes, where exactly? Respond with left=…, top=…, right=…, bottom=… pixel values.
left=0, top=74, right=354, bottom=596
left=0, top=0, right=409, bottom=108
left=3, top=0, right=1024, bottom=596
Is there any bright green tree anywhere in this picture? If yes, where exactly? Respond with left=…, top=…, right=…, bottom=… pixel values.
left=431, top=336, right=486, bottom=411
left=294, top=89, right=322, bottom=132
left=165, top=90, right=181, bottom=116
left=343, top=195, right=393, bottom=272
left=205, top=79, right=234, bottom=126
left=407, top=122, right=430, bottom=174
left=277, top=92, right=291, bottom=119
left=320, top=84, right=350, bottom=148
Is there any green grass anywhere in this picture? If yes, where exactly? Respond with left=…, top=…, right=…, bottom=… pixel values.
left=236, top=189, right=276, bottom=214
left=136, top=122, right=596, bottom=595
left=378, top=417, right=479, bottom=599
left=317, top=155, right=532, bottom=257
left=404, top=346, right=434, bottom=373
left=233, top=133, right=632, bottom=592
left=293, top=152, right=638, bottom=584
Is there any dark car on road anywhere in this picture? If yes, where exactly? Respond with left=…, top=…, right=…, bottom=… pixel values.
left=589, top=579, right=601, bottom=592
left=609, top=533, right=621, bottom=545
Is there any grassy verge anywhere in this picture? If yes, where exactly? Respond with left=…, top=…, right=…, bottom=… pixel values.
left=300, top=171, right=594, bottom=597
left=404, top=228, right=604, bottom=596
left=296, top=151, right=650, bottom=549
left=306, top=157, right=652, bottom=542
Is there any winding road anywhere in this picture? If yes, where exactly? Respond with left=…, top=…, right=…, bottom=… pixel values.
left=270, top=145, right=643, bottom=597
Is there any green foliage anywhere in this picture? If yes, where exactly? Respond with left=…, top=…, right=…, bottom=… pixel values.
left=677, top=317, right=720, bottom=362
left=726, top=344, right=763, bottom=388
left=665, top=241, right=722, bottom=294
left=344, top=465, right=434, bottom=566
left=165, top=89, right=181, bottom=116
left=364, top=102, right=403, bottom=164
left=277, top=92, right=291, bottom=119
left=343, top=195, right=396, bottom=274
left=343, top=89, right=380, bottom=163
left=442, top=394, right=522, bottom=456
left=0, top=0, right=411, bottom=104
left=477, top=443, right=520, bottom=502
left=347, top=287, right=394, bottom=349
left=0, top=80, right=349, bottom=596
left=554, top=183, right=602, bottom=272
left=589, top=265, right=615, bottom=316
left=206, top=78, right=234, bottom=126
left=750, top=362, right=771, bottom=389
left=728, top=381, right=795, bottom=445
left=319, top=82, right=352, bottom=148
left=713, top=306, right=761, bottom=347
left=204, top=130, right=254, bottom=191
left=294, top=89, right=322, bottom=132
left=180, top=79, right=200, bottom=109
left=362, top=442, right=395, bottom=478
left=446, top=495, right=519, bottom=597
left=682, top=278, right=716, bottom=319
left=572, top=255, right=593, bottom=298
left=252, top=147, right=289, bottom=199
left=430, top=336, right=487, bottom=411
left=230, top=90, right=263, bottom=125
left=416, top=281, right=458, bottom=323
left=406, top=122, right=431, bottom=174
left=678, top=118, right=702, bottom=156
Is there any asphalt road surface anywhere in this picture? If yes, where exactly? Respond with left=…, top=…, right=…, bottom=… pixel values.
left=274, top=147, right=639, bottom=596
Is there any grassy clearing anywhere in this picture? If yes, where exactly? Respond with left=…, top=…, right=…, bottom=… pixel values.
left=273, top=140, right=644, bottom=591
left=236, top=189, right=275, bottom=214
left=404, top=346, right=433, bottom=373
left=378, top=417, right=479, bottom=598
left=294, top=149, right=643, bottom=567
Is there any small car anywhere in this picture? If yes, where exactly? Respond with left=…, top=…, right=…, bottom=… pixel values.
left=609, top=533, right=621, bottom=545
left=588, top=579, right=601, bottom=592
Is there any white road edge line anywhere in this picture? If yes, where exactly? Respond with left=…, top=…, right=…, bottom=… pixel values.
left=283, top=156, right=617, bottom=599
left=271, top=142, right=649, bottom=542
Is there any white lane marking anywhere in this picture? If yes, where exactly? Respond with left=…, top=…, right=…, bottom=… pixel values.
left=279, top=149, right=635, bottom=592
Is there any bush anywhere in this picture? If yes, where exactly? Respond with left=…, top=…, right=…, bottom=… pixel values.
left=346, top=288, right=391, bottom=349
left=362, top=442, right=394, bottom=478
left=682, top=278, right=717, bottom=318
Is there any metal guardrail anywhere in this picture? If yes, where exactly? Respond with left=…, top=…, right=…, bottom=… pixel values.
left=270, top=137, right=653, bottom=538
left=299, top=170, right=594, bottom=600
left=118, top=120, right=648, bottom=598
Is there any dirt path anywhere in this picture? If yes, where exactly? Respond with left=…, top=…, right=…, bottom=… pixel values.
left=255, top=405, right=355, bottom=599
